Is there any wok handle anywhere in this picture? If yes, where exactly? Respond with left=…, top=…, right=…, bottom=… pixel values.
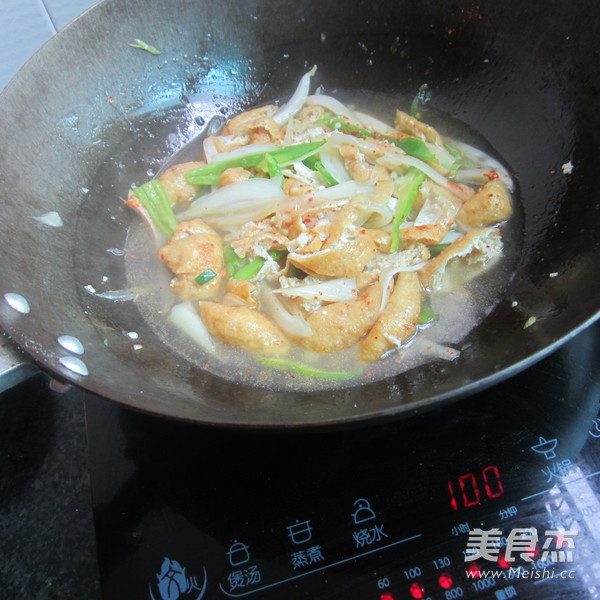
left=0, top=335, right=39, bottom=394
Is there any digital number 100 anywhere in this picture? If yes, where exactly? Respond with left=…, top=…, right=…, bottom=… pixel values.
left=448, top=465, right=504, bottom=511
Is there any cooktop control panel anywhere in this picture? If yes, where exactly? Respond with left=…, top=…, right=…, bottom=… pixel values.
left=88, top=322, right=600, bottom=599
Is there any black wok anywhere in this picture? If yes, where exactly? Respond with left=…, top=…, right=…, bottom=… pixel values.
left=0, top=0, right=599, bottom=428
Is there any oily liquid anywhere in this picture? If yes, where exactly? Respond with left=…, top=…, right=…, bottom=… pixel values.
left=124, top=91, right=522, bottom=392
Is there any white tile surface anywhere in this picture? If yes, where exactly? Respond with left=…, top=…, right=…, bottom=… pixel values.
left=42, top=0, right=98, bottom=30
left=0, top=0, right=55, bottom=90
left=0, top=0, right=97, bottom=91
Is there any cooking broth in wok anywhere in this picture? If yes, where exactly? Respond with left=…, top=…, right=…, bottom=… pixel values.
left=120, top=71, right=520, bottom=392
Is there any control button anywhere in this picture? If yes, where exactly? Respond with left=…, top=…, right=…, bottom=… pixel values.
left=589, top=418, right=600, bottom=438
left=351, top=498, right=377, bottom=524
left=227, top=541, right=250, bottom=566
left=530, top=437, right=558, bottom=460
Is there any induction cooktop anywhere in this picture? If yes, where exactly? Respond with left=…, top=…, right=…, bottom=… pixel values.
left=85, top=320, right=600, bottom=600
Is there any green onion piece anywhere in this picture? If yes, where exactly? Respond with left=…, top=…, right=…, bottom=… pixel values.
left=232, top=257, right=265, bottom=280
left=224, top=245, right=247, bottom=277
left=393, top=137, right=437, bottom=162
left=389, top=168, right=426, bottom=253
left=131, top=180, right=177, bottom=237
left=263, top=153, right=283, bottom=179
left=258, top=357, right=361, bottom=380
left=303, top=155, right=339, bottom=187
left=418, top=305, right=438, bottom=325
left=194, top=269, right=217, bottom=286
left=185, top=141, right=325, bottom=185
left=129, top=39, right=161, bottom=55
left=429, top=243, right=451, bottom=256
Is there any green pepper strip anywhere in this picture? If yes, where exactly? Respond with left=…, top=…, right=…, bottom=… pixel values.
left=263, top=153, right=283, bottom=180
left=323, top=116, right=374, bottom=139
left=389, top=168, right=425, bottom=253
left=131, top=179, right=177, bottom=237
left=185, top=141, right=325, bottom=185
left=194, top=269, right=217, bottom=286
left=392, top=137, right=436, bottom=162
left=417, top=305, right=438, bottom=325
left=231, top=250, right=287, bottom=280
left=320, top=115, right=437, bottom=164
left=303, top=155, right=339, bottom=187
left=258, top=357, right=361, bottom=380
left=232, top=258, right=265, bottom=280
left=224, top=245, right=246, bottom=277
left=429, top=243, right=451, bottom=256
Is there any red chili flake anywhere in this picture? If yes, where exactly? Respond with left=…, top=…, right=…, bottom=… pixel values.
left=313, top=296, right=319, bottom=300
left=351, top=289, right=357, bottom=293
left=359, top=229, right=366, bottom=234
left=484, top=169, right=499, bottom=181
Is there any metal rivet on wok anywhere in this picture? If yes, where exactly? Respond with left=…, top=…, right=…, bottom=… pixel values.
left=58, top=356, right=89, bottom=377
left=3, top=293, right=30, bottom=314
left=57, top=335, right=85, bottom=355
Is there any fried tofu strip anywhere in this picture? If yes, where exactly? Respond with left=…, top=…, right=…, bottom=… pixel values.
left=456, top=179, right=513, bottom=228
left=288, top=202, right=378, bottom=277
left=301, top=283, right=382, bottom=353
left=359, top=272, right=421, bottom=362
left=221, top=105, right=281, bottom=143
left=419, top=227, right=503, bottom=291
left=159, top=219, right=224, bottom=300
left=198, top=302, right=290, bottom=356
left=158, top=161, right=204, bottom=205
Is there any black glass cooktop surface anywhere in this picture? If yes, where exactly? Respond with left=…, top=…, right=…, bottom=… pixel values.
left=86, top=320, right=600, bottom=600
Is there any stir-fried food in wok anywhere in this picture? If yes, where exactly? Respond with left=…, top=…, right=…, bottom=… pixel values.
left=126, top=67, right=513, bottom=382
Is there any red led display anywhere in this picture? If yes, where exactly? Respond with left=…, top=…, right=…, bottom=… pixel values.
left=379, top=594, right=394, bottom=600
left=497, top=554, right=510, bottom=569
left=438, top=573, right=454, bottom=589
left=466, top=564, right=481, bottom=578
left=448, top=465, right=504, bottom=510
left=408, top=582, right=425, bottom=599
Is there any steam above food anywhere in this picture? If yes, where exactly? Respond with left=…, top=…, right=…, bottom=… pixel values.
left=125, top=67, right=514, bottom=384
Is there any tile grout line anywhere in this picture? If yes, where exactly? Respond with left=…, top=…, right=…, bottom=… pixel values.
left=37, top=0, right=58, bottom=34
